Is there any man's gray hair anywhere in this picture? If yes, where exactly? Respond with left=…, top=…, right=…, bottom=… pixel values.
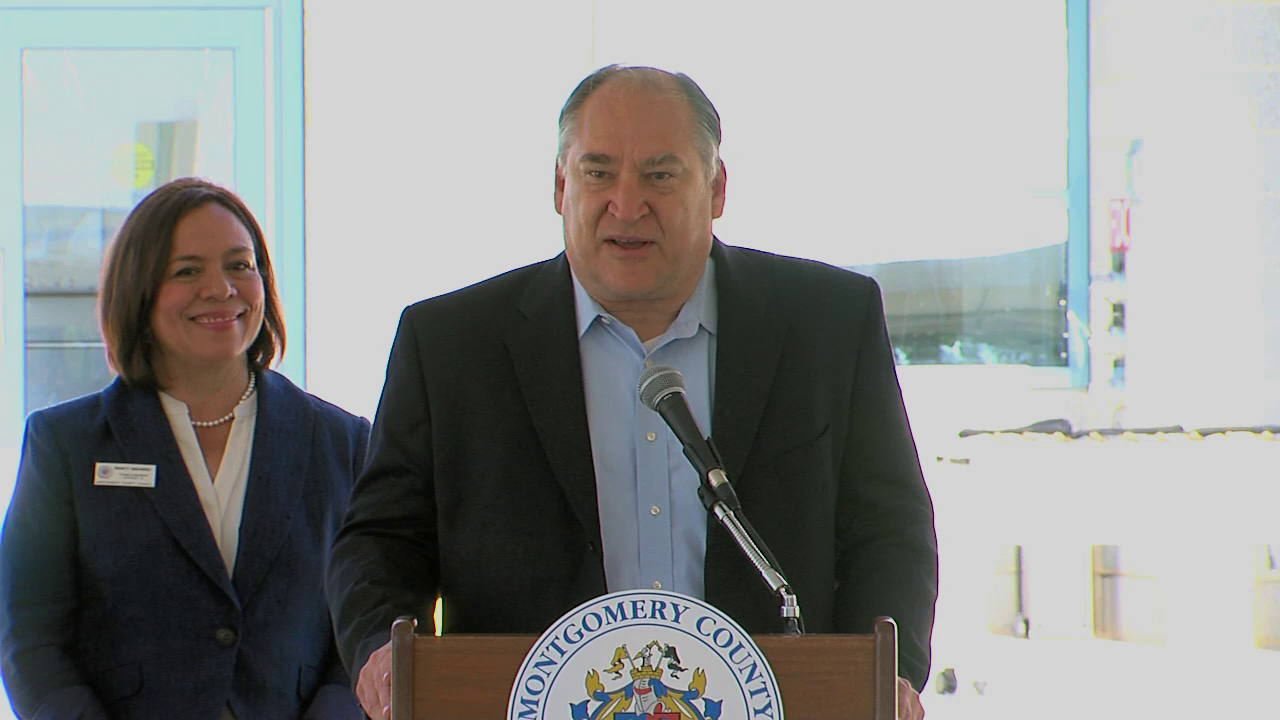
left=556, top=65, right=722, bottom=181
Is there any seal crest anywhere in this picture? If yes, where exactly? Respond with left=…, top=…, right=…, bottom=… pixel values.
left=507, top=590, right=783, bottom=720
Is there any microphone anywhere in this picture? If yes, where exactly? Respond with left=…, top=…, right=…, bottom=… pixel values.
left=636, top=364, right=739, bottom=510
left=636, top=363, right=804, bottom=635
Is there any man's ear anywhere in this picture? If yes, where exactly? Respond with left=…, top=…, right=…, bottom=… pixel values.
left=554, top=160, right=566, bottom=216
left=711, top=159, right=727, bottom=219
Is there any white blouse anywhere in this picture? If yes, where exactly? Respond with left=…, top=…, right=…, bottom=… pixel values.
left=158, top=389, right=258, bottom=575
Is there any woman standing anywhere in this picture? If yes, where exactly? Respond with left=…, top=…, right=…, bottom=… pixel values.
left=0, top=178, right=366, bottom=719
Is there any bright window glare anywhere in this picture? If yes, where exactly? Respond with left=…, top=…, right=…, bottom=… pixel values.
left=597, top=0, right=1067, bottom=266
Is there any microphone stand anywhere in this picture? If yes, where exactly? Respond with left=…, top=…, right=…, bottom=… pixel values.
left=695, top=454, right=804, bottom=636
left=638, top=366, right=802, bottom=635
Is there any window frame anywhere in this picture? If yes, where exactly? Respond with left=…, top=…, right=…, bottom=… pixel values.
left=0, top=0, right=306, bottom=443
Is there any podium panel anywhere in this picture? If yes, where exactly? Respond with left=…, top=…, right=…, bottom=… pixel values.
left=390, top=616, right=898, bottom=720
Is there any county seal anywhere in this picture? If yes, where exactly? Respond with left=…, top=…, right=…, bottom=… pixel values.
left=507, top=590, right=783, bottom=720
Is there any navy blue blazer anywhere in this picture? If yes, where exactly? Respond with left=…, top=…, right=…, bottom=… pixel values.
left=0, top=370, right=369, bottom=720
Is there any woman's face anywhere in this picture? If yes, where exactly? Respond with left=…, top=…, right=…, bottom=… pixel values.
left=149, top=202, right=265, bottom=380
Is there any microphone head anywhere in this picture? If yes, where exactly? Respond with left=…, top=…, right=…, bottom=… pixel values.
left=637, top=364, right=686, bottom=411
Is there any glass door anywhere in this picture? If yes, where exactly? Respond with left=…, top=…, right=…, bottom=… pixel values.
left=0, top=8, right=268, bottom=470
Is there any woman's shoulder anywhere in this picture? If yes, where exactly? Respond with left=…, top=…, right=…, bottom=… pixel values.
left=19, top=382, right=134, bottom=457
left=26, top=382, right=119, bottom=430
left=259, top=369, right=369, bottom=434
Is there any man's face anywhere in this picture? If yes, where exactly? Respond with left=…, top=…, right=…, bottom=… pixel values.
left=555, top=80, right=726, bottom=316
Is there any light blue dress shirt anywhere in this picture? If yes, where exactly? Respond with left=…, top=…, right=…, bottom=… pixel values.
left=573, top=259, right=717, bottom=599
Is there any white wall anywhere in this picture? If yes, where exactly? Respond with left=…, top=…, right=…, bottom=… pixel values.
left=303, top=0, right=593, bottom=418
left=1091, top=0, right=1280, bottom=428
left=302, top=0, right=1069, bottom=424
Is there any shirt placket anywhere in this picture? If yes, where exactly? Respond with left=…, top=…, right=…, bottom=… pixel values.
left=634, top=359, right=675, bottom=592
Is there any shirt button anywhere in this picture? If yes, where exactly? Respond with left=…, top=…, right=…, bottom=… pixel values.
left=646, top=432, right=657, bottom=442
left=644, top=358, right=653, bottom=367
left=214, top=628, right=238, bottom=648
left=650, top=505, right=661, bottom=516
left=653, top=581, right=663, bottom=590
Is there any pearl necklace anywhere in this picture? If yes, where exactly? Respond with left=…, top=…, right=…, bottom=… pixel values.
left=190, top=372, right=257, bottom=428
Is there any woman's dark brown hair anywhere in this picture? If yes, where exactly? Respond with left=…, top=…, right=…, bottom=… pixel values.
left=99, top=177, right=286, bottom=389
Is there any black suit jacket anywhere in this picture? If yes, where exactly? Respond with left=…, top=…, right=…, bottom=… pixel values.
left=0, top=370, right=369, bottom=720
left=328, top=241, right=938, bottom=689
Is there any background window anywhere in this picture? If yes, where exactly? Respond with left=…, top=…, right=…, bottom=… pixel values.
left=851, top=251, right=1067, bottom=367
left=23, top=206, right=126, bottom=413
left=20, top=49, right=235, bottom=413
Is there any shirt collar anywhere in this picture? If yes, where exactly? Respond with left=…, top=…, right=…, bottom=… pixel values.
left=571, top=256, right=718, bottom=339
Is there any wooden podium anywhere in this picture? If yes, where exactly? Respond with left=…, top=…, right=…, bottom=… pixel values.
left=389, top=615, right=899, bottom=719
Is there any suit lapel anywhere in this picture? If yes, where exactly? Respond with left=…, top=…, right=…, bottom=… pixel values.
left=507, top=255, right=602, bottom=549
left=710, top=241, right=788, bottom=487
left=502, top=245, right=783, bottom=552
left=232, top=370, right=311, bottom=604
left=103, top=379, right=236, bottom=600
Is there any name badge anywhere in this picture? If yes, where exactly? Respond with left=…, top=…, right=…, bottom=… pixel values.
left=94, top=462, right=157, bottom=488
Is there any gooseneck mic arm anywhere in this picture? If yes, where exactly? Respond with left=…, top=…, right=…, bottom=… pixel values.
left=637, top=364, right=803, bottom=635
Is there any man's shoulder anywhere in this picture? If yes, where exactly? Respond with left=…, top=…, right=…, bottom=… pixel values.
left=401, top=256, right=561, bottom=323
left=719, top=243, right=880, bottom=303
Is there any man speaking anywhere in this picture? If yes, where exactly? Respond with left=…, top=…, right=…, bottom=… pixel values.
left=327, top=64, right=938, bottom=720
